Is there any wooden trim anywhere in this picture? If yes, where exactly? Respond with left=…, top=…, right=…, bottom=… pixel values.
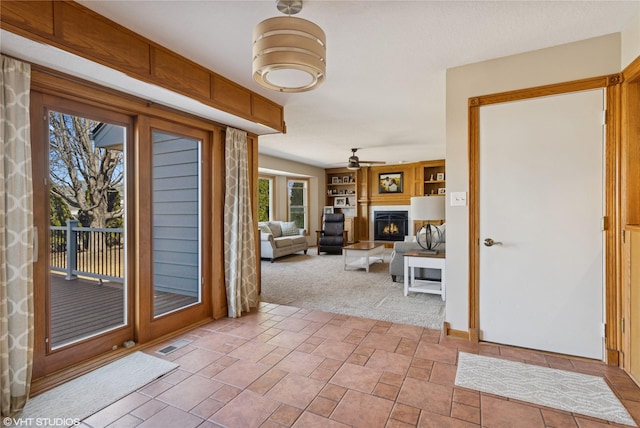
left=468, top=75, right=619, bottom=360
left=212, top=128, right=227, bottom=320
left=443, top=322, right=470, bottom=340
left=0, top=0, right=284, bottom=131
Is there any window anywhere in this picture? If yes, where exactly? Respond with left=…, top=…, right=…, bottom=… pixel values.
left=258, top=175, right=274, bottom=222
left=287, top=178, right=308, bottom=231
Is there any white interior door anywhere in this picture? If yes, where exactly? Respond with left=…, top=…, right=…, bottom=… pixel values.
left=479, top=89, right=605, bottom=360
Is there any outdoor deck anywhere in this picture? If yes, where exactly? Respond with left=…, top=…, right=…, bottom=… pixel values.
left=50, top=274, right=198, bottom=347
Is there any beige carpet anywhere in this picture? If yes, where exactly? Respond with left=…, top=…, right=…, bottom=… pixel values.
left=260, top=250, right=445, bottom=329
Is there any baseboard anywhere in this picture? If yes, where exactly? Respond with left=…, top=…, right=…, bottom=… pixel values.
left=443, top=322, right=470, bottom=340
left=606, top=348, right=621, bottom=366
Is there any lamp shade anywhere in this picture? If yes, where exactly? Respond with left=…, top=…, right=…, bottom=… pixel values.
left=410, top=196, right=445, bottom=221
left=252, top=16, right=326, bottom=93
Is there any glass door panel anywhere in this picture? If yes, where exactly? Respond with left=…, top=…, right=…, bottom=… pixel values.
left=48, top=111, right=128, bottom=348
left=152, top=131, right=201, bottom=317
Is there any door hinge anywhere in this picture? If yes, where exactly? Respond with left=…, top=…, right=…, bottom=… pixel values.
left=623, top=230, right=626, bottom=244
left=602, top=216, right=609, bottom=231
left=603, top=110, right=607, bottom=125
left=622, top=317, right=625, bottom=333
left=603, top=323, right=607, bottom=338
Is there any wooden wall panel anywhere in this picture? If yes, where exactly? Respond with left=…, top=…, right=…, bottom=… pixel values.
left=212, top=76, right=252, bottom=116
left=252, top=95, right=284, bottom=129
left=151, top=47, right=210, bottom=99
left=1, top=1, right=54, bottom=37
left=55, top=2, right=150, bottom=76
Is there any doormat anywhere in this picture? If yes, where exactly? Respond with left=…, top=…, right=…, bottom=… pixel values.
left=455, top=352, right=636, bottom=426
left=17, top=352, right=178, bottom=427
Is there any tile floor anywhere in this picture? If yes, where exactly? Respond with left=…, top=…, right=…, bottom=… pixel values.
left=80, top=302, right=640, bottom=428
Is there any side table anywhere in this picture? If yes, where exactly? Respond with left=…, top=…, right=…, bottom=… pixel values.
left=403, top=250, right=445, bottom=300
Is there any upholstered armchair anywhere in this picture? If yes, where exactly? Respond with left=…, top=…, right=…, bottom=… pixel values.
left=315, top=213, right=348, bottom=254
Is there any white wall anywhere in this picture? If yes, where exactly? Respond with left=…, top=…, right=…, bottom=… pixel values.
left=258, top=153, right=326, bottom=245
left=444, top=33, right=624, bottom=332
left=622, top=9, right=640, bottom=69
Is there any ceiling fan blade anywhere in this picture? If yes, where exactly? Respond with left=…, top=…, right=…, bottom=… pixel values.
left=358, top=160, right=386, bottom=164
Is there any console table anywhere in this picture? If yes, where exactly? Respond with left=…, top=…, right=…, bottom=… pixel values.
left=403, top=250, right=445, bottom=300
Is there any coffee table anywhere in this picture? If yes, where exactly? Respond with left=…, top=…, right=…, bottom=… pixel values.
left=343, top=242, right=385, bottom=272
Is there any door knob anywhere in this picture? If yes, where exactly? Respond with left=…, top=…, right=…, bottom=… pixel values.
left=484, top=238, right=502, bottom=247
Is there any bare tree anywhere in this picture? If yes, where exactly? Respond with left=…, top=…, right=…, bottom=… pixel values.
left=48, top=112, right=124, bottom=229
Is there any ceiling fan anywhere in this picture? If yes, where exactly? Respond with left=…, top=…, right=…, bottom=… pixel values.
left=346, top=148, right=385, bottom=170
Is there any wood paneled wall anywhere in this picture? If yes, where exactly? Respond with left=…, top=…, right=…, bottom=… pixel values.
left=0, top=0, right=284, bottom=131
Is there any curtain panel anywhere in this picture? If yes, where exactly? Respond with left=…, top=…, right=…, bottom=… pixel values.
left=223, top=127, right=258, bottom=317
left=0, top=55, right=34, bottom=416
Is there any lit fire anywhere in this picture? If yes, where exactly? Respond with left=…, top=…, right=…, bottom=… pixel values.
left=383, top=222, right=400, bottom=235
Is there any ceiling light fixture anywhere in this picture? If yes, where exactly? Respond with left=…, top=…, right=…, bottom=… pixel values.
left=252, top=0, right=326, bottom=93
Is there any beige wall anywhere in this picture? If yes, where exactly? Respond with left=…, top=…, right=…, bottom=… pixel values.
left=444, top=33, right=626, bottom=332
left=622, top=9, right=640, bottom=68
left=258, top=153, right=326, bottom=245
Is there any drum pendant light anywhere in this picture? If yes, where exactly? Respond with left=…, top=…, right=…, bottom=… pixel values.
left=253, top=0, right=326, bottom=93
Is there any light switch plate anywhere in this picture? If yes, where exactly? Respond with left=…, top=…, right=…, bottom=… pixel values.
left=451, top=192, right=467, bottom=206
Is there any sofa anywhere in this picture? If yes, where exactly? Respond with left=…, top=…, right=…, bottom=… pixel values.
left=389, top=224, right=445, bottom=282
left=258, top=221, right=309, bottom=262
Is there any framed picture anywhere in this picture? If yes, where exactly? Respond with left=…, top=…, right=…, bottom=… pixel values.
left=378, top=172, right=403, bottom=193
left=334, top=197, right=347, bottom=207
left=343, top=176, right=350, bottom=183
left=436, top=172, right=445, bottom=181
left=438, top=188, right=446, bottom=195
left=323, top=206, right=334, bottom=214
left=331, top=177, right=340, bottom=184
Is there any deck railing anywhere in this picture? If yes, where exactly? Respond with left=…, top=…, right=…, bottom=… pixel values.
left=50, top=220, right=124, bottom=283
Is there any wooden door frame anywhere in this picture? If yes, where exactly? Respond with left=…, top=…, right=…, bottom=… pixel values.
left=621, top=56, right=640, bottom=376
left=467, top=74, right=622, bottom=363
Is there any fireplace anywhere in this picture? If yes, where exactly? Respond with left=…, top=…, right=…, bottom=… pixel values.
left=374, top=211, right=408, bottom=241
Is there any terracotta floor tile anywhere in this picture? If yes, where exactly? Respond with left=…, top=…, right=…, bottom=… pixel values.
left=130, top=398, right=168, bottom=420
left=313, top=324, right=354, bottom=341
left=212, top=360, right=271, bottom=389
left=307, top=396, right=338, bottom=417
left=156, top=375, right=223, bottom=411
left=341, top=317, right=378, bottom=331
left=414, top=342, right=457, bottom=365
left=499, top=346, right=548, bottom=364
left=417, top=410, right=480, bottom=427
left=190, top=331, right=247, bottom=354
left=188, top=397, right=224, bottom=419
left=452, top=388, right=480, bottom=408
left=359, top=332, right=401, bottom=352
left=265, top=373, right=326, bottom=409
left=429, top=362, right=457, bottom=386
left=330, top=362, right=383, bottom=394
left=172, top=348, right=224, bottom=373
left=160, top=369, right=193, bottom=385
left=373, top=382, right=400, bottom=400
left=107, top=413, right=142, bottom=428
left=136, top=405, right=203, bottom=428
left=209, top=390, right=280, bottom=427
left=540, top=408, right=578, bottom=427
left=247, top=368, right=289, bottom=395
left=390, top=402, right=421, bottom=425
left=300, top=321, right=325, bottom=336
left=209, top=384, right=242, bottom=403
left=138, top=379, right=173, bottom=398
left=302, top=310, right=337, bottom=323
left=223, top=322, right=271, bottom=339
left=331, top=390, right=394, bottom=428
left=312, top=339, right=357, bottom=360
left=478, top=343, right=501, bottom=356
left=407, top=365, right=432, bottom=381
left=388, top=324, right=425, bottom=340
left=310, top=367, right=337, bottom=381
left=269, top=404, right=303, bottom=425
left=386, top=419, right=417, bottom=428
left=266, top=330, right=310, bottom=349
left=292, top=411, right=351, bottom=427
left=268, top=305, right=303, bottom=317
left=480, top=395, right=545, bottom=428
left=397, top=377, right=453, bottom=416
left=573, top=416, right=613, bottom=427
left=380, top=371, right=405, bottom=388
left=296, top=340, right=318, bottom=353
left=274, top=350, right=325, bottom=376
left=451, top=401, right=480, bottom=424
left=366, top=349, right=412, bottom=376
left=319, top=383, right=347, bottom=401
left=273, top=317, right=312, bottom=332
left=353, top=345, right=376, bottom=357
left=620, top=399, right=640, bottom=425
left=345, top=353, right=369, bottom=365
left=228, top=340, right=278, bottom=362
left=84, top=392, right=150, bottom=427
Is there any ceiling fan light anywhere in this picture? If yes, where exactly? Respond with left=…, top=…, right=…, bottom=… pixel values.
left=253, top=16, right=326, bottom=93
left=347, top=160, right=360, bottom=170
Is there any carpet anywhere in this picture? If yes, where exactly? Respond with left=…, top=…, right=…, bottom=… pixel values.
left=17, top=352, right=178, bottom=427
left=455, top=352, right=636, bottom=426
left=260, top=251, right=445, bottom=329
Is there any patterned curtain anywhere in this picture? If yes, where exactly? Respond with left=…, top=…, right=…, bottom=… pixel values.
left=0, top=55, right=34, bottom=416
left=223, top=127, right=258, bottom=317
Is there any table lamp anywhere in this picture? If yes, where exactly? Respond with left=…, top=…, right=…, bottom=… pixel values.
left=410, top=196, right=445, bottom=252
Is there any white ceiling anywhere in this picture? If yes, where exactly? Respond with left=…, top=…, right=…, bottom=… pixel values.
left=18, top=1, right=640, bottom=168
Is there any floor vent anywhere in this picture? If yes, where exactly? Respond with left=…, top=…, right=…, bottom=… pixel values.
left=155, top=339, right=192, bottom=356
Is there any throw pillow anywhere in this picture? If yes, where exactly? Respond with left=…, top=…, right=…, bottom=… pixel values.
left=258, top=223, right=272, bottom=234
left=280, top=221, right=299, bottom=236
left=267, top=222, right=282, bottom=238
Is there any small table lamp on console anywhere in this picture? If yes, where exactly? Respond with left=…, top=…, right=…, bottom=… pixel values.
left=410, top=196, right=445, bottom=253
